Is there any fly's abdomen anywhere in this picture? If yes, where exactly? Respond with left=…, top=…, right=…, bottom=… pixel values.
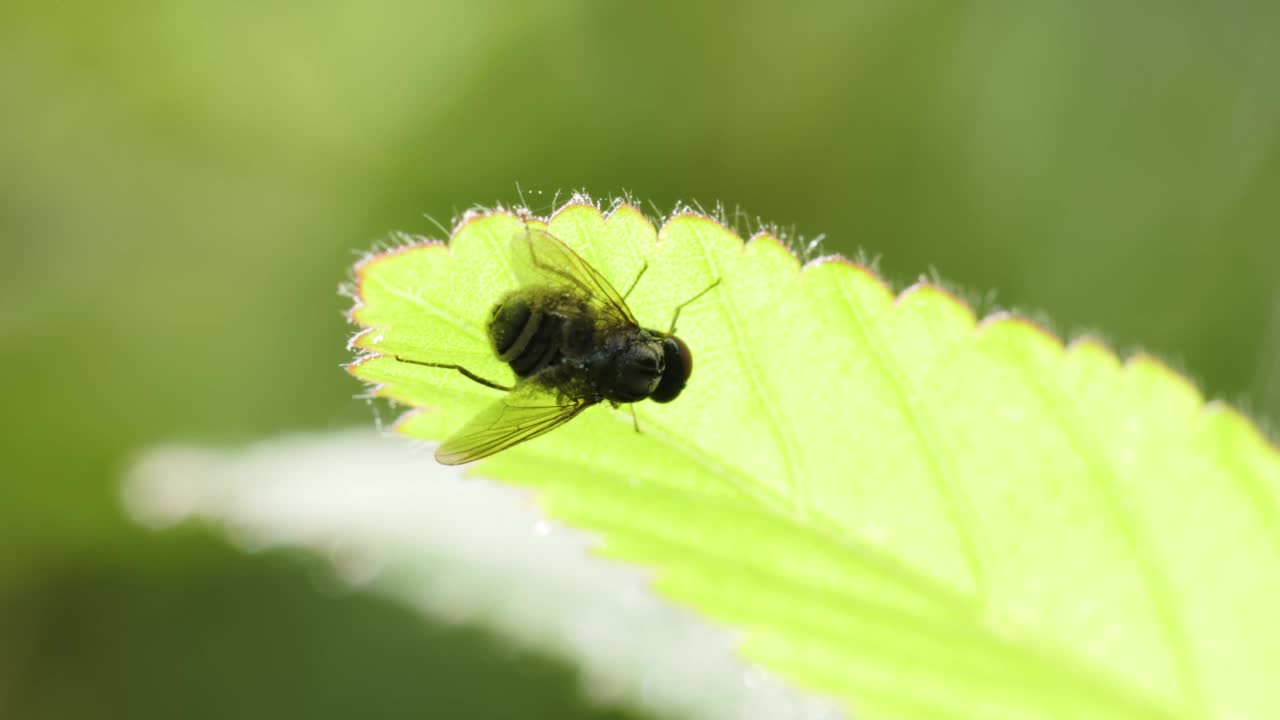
left=489, top=293, right=579, bottom=378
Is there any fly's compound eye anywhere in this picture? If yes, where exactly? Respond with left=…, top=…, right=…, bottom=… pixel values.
left=650, top=336, right=691, bottom=403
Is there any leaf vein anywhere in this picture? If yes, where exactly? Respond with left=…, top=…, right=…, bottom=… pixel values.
left=833, top=280, right=989, bottom=604
left=367, top=272, right=485, bottom=344
left=1016, top=354, right=1207, bottom=718
left=689, top=231, right=804, bottom=514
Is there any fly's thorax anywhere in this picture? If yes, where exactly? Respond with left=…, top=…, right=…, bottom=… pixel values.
left=598, top=328, right=665, bottom=403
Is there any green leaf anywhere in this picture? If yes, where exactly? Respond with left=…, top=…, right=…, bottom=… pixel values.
left=123, top=431, right=840, bottom=720
left=348, top=199, right=1280, bottom=719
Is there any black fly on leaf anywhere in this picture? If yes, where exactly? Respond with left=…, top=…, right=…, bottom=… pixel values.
left=396, top=228, right=720, bottom=465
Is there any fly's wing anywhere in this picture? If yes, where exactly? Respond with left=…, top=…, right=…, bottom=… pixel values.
left=435, top=383, right=592, bottom=465
left=511, top=228, right=639, bottom=327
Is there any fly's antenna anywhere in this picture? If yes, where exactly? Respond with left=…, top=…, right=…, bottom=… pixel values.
left=393, top=355, right=512, bottom=392
left=668, top=277, right=722, bottom=334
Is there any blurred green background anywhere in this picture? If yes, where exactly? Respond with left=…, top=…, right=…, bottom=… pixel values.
left=3, top=1, right=1277, bottom=718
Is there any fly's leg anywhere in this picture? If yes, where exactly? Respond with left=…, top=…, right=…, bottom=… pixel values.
left=608, top=401, right=642, bottom=434
left=667, top=277, right=722, bottom=334
left=393, top=356, right=512, bottom=392
left=622, top=262, right=649, bottom=301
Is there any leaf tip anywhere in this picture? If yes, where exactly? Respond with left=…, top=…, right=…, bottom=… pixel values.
left=1202, top=400, right=1280, bottom=457
left=604, top=201, right=650, bottom=225
left=450, top=209, right=490, bottom=237
left=348, top=240, right=449, bottom=326
left=746, top=231, right=803, bottom=270
left=390, top=406, right=439, bottom=438
left=549, top=194, right=606, bottom=223
left=451, top=205, right=527, bottom=238
left=1064, top=335, right=1123, bottom=371
left=344, top=352, right=381, bottom=379
left=662, top=208, right=739, bottom=241
left=346, top=327, right=380, bottom=353
left=895, top=281, right=979, bottom=324
left=976, top=311, right=1066, bottom=353
left=353, top=239, right=445, bottom=285
left=1124, top=351, right=1206, bottom=407
left=354, top=234, right=440, bottom=274
left=803, top=254, right=895, bottom=304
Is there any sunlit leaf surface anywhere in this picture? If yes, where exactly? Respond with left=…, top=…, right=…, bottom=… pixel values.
left=347, top=199, right=1280, bottom=719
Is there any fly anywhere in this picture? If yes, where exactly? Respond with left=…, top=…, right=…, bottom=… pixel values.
left=396, top=228, right=719, bottom=465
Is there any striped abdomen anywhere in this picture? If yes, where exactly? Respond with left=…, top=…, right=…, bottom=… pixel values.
left=487, top=291, right=592, bottom=378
